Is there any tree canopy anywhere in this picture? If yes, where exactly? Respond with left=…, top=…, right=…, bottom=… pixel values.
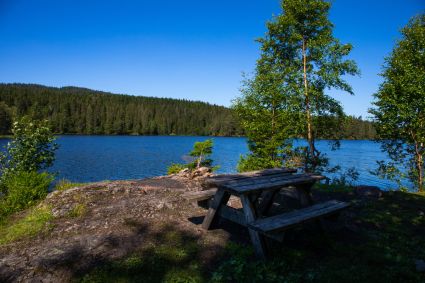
left=234, top=0, right=359, bottom=172
left=370, top=14, right=425, bottom=191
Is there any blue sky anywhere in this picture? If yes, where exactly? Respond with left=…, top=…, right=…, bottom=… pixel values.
left=0, top=0, right=423, bottom=118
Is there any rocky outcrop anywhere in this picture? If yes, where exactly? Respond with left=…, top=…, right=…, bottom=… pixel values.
left=174, top=166, right=214, bottom=179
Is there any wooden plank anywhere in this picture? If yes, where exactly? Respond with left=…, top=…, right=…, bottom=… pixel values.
left=223, top=173, right=323, bottom=189
left=240, top=194, right=267, bottom=259
left=257, top=189, right=280, bottom=217
left=216, top=205, right=246, bottom=226
left=220, top=172, right=303, bottom=187
left=182, top=189, right=217, bottom=202
left=248, top=200, right=349, bottom=233
left=204, top=168, right=296, bottom=187
left=201, top=190, right=230, bottom=230
left=223, top=174, right=325, bottom=195
left=295, top=183, right=314, bottom=207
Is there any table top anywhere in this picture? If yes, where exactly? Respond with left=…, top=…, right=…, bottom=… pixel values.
left=207, top=168, right=325, bottom=195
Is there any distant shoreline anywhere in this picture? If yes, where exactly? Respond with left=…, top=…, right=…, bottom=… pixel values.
left=0, top=134, right=376, bottom=141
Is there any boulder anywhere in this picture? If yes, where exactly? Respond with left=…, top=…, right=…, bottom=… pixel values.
left=354, top=185, right=383, bottom=198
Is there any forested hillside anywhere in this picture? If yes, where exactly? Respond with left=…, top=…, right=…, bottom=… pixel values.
left=0, top=83, right=375, bottom=139
left=0, top=84, right=242, bottom=136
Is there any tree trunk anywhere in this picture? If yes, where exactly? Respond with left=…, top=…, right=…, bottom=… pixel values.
left=302, top=39, right=315, bottom=172
left=416, top=143, right=424, bottom=192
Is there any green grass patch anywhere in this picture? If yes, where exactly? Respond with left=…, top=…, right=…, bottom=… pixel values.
left=54, top=179, right=86, bottom=191
left=68, top=203, right=87, bottom=218
left=0, top=205, right=53, bottom=245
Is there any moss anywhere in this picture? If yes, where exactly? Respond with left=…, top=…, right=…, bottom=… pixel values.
left=0, top=205, right=53, bottom=245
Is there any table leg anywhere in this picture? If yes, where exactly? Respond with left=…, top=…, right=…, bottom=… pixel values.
left=257, top=189, right=280, bottom=217
left=296, top=183, right=314, bottom=207
left=201, top=189, right=230, bottom=230
left=296, top=182, right=325, bottom=231
left=240, top=194, right=267, bottom=259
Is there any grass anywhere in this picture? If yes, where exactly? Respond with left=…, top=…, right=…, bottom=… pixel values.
left=54, top=179, right=86, bottom=191
left=78, top=188, right=425, bottom=283
left=0, top=205, right=53, bottom=245
left=68, top=203, right=87, bottom=218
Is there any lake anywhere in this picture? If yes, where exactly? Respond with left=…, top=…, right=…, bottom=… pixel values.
left=0, top=136, right=406, bottom=189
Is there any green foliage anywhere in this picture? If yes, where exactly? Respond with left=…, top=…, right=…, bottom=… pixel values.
left=189, top=139, right=213, bottom=168
left=0, top=205, right=53, bottom=245
left=167, top=163, right=187, bottom=175
left=237, top=154, right=283, bottom=173
left=0, top=116, right=58, bottom=185
left=0, top=171, right=53, bottom=218
left=167, top=140, right=215, bottom=174
left=0, top=101, right=13, bottom=135
left=233, top=70, right=299, bottom=171
left=234, top=0, right=359, bottom=173
left=54, top=179, right=85, bottom=191
left=370, top=14, right=425, bottom=191
left=0, top=84, right=242, bottom=136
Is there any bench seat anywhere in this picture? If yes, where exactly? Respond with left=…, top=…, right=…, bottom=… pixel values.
left=248, top=200, right=349, bottom=233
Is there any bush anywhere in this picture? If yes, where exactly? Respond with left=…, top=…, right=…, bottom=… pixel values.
left=237, top=155, right=282, bottom=173
left=0, top=171, right=53, bottom=218
left=0, top=116, right=58, bottom=184
left=167, top=163, right=187, bottom=175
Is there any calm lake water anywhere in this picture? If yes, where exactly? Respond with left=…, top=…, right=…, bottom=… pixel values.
left=0, top=136, right=407, bottom=190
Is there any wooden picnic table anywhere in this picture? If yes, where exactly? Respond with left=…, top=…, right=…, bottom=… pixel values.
left=193, top=168, right=349, bottom=259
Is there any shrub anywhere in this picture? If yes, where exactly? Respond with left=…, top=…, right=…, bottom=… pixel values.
left=167, top=163, right=187, bottom=175
left=0, top=116, right=58, bottom=185
left=0, top=171, right=53, bottom=218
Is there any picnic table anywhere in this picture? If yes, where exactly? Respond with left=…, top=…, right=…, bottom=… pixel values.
left=183, top=168, right=349, bottom=259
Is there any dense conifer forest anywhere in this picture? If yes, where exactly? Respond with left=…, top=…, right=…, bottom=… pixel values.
left=0, top=84, right=242, bottom=136
left=0, top=83, right=375, bottom=139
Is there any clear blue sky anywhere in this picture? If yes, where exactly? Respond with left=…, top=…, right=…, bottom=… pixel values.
left=0, top=0, right=423, bottom=117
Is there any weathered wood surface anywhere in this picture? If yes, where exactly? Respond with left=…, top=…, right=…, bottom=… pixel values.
left=216, top=206, right=246, bottom=226
left=220, top=174, right=325, bottom=195
left=203, top=168, right=296, bottom=188
left=241, top=194, right=267, bottom=259
left=248, top=200, right=349, bottom=233
left=182, top=188, right=217, bottom=202
left=201, top=190, right=230, bottom=230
